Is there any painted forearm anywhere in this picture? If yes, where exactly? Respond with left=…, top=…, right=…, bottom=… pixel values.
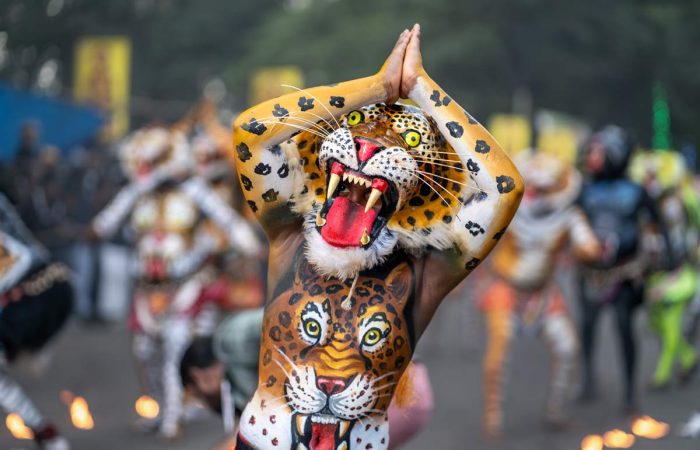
left=92, top=184, right=142, bottom=238
left=409, top=72, right=523, bottom=269
left=232, top=75, right=387, bottom=226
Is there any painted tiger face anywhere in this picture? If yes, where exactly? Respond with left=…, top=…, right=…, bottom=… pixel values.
left=515, top=151, right=581, bottom=217
left=299, top=103, right=470, bottom=279
left=239, top=260, right=414, bottom=450
left=120, top=127, right=191, bottom=181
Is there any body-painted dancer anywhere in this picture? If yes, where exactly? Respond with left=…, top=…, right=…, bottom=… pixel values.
left=577, top=126, right=668, bottom=412
left=0, top=192, right=73, bottom=450
left=231, top=25, right=523, bottom=449
left=630, top=149, right=700, bottom=388
left=91, top=127, right=259, bottom=438
left=479, top=151, right=600, bottom=438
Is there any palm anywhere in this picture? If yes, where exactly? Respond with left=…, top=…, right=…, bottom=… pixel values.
left=401, top=24, right=423, bottom=99
left=379, top=29, right=410, bottom=104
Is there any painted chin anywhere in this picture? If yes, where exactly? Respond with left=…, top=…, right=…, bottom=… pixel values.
left=315, top=160, right=399, bottom=249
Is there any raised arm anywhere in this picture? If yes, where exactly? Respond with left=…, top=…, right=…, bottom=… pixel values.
left=401, top=25, right=523, bottom=301
left=231, top=30, right=412, bottom=237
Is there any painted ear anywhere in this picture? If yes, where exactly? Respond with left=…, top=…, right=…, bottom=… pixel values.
left=385, top=262, right=413, bottom=302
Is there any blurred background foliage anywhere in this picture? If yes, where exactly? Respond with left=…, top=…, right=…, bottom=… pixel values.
left=1, top=0, right=700, bottom=147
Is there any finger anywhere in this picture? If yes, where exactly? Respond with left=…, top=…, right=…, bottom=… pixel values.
left=392, top=29, right=410, bottom=51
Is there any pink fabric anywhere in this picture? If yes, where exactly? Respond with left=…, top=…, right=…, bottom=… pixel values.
left=387, top=362, right=434, bottom=448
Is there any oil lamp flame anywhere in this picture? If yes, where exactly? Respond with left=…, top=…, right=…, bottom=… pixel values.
left=632, top=415, right=669, bottom=439
left=135, top=395, right=160, bottom=419
left=69, top=396, right=95, bottom=430
left=603, top=429, right=635, bottom=448
left=580, top=434, right=603, bottom=450
left=5, top=413, right=34, bottom=439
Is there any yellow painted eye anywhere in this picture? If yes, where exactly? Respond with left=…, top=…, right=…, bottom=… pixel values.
left=402, top=130, right=422, bottom=148
left=363, top=328, right=382, bottom=346
left=304, top=320, right=321, bottom=338
left=347, top=110, right=364, bottom=126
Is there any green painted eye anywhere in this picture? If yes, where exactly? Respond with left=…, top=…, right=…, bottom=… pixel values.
left=362, top=328, right=382, bottom=346
left=347, top=110, right=364, bottom=126
left=304, top=320, right=321, bottom=338
left=402, top=130, right=422, bottom=148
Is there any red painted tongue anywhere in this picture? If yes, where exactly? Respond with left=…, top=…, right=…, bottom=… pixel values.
left=309, top=422, right=338, bottom=450
left=321, top=196, right=377, bottom=248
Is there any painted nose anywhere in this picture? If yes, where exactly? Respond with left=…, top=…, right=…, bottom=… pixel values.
left=355, top=137, right=382, bottom=163
left=316, top=377, right=347, bottom=396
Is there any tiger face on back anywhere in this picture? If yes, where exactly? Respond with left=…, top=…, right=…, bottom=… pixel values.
left=239, top=256, right=414, bottom=449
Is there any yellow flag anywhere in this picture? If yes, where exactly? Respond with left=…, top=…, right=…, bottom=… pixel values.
left=73, top=36, right=131, bottom=140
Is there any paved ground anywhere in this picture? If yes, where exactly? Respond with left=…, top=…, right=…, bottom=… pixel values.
left=1, top=284, right=699, bottom=450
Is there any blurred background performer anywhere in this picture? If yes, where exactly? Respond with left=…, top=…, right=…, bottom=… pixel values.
left=90, top=127, right=260, bottom=439
left=577, top=126, right=671, bottom=413
left=0, top=191, right=73, bottom=450
left=478, top=150, right=600, bottom=438
left=630, top=149, right=700, bottom=389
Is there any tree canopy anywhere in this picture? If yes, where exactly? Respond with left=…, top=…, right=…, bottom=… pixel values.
left=2, top=0, right=699, bottom=147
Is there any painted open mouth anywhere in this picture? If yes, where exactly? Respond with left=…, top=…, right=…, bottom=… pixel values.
left=316, top=160, right=398, bottom=248
left=293, top=413, right=352, bottom=450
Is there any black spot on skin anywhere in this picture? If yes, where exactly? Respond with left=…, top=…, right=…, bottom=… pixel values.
left=289, top=293, right=303, bottom=305
left=497, top=175, right=516, bottom=194
left=262, top=350, right=272, bottom=366
left=309, top=172, right=320, bottom=180
left=467, top=158, right=480, bottom=173
left=355, top=287, right=370, bottom=297
left=368, top=295, right=384, bottom=306
left=394, top=336, right=405, bottom=349
left=446, top=121, right=463, bottom=138
left=465, top=257, right=481, bottom=271
left=443, top=96, right=452, bottom=106
left=329, top=96, right=345, bottom=108
left=247, top=200, right=258, bottom=213
left=424, top=210, right=435, bottom=220
left=395, top=356, right=406, bottom=369
left=373, top=284, right=386, bottom=295
left=269, top=144, right=281, bottom=155
left=269, top=326, right=281, bottom=341
left=262, top=189, right=278, bottom=203
left=326, top=284, right=343, bottom=294
left=240, top=175, right=252, bottom=191
left=465, top=221, right=485, bottom=236
left=241, top=118, right=266, bottom=135
left=298, top=96, right=314, bottom=111
left=407, top=216, right=416, bottom=226
left=442, top=215, right=452, bottom=224
left=301, top=185, right=309, bottom=195
left=236, top=143, right=252, bottom=162
left=277, top=163, right=289, bottom=178
left=464, top=109, right=478, bottom=124
left=408, top=197, right=424, bottom=207
left=309, top=284, right=323, bottom=296
left=278, top=311, right=291, bottom=328
left=254, top=163, right=272, bottom=175
left=430, top=90, right=442, bottom=107
left=493, top=227, right=507, bottom=240
left=265, top=375, right=277, bottom=387
left=298, top=140, right=308, bottom=149
left=284, top=330, right=294, bottom=341
left=475, top=140, right=491, bottom=154
left=272, top=104, right=289, bottom=118
left=315, top=187, right=324, bottom=196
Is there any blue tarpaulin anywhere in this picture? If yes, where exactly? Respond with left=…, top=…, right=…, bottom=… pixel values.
left=0, top=83, right=105, bottom=161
